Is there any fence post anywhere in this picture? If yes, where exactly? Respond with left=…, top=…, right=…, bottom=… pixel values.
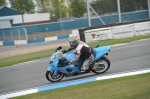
left=23, top=28, right=28, bottom=40
left=110, top=27, right=114, bottom=39
left=133, top=23, right=136, bottom=37
left=59, top=0, right=63, bottom=30
left=1, top=30, right=5, bottom=41
left=148, top=0, right=150, bottom=18
left=46, top=28, right=48, bottom=32
left=86, top=0, right=91, bottom=27
left=117, top=0, right=121, bottom=22
left=17, top=29, right=21, bottom=40
left=10, top=30, right=13, bottom=40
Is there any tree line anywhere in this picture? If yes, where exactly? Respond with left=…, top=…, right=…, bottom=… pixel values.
left=0, top=0, right=148, bottom=20
left=91, top=0, right=148, bottom=16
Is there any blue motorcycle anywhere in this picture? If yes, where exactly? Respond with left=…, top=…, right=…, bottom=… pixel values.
left=46, top=45, right=110, bottom=82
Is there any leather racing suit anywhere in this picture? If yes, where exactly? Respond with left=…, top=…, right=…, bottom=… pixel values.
left=65, top=41, right=94, bottom=71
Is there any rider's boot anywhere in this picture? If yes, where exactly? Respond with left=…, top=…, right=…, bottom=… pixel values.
left=80, top=64, right=93, bottom=74
left=80, top=69, right=90, bottom=74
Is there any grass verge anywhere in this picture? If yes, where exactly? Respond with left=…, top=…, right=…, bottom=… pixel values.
left=11, top=72, right=150, bottom=99
left=0, top=35, right=150, bottom=67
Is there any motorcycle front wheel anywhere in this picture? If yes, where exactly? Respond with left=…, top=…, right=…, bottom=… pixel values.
left=46, top=70, right=64, bottom=82
left=92, top=56, right=110, bottom=74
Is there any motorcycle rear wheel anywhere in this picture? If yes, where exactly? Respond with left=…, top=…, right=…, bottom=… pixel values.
left=46, top=70, right=64, bottom=82
left=92, top=56, right=110, bottom=74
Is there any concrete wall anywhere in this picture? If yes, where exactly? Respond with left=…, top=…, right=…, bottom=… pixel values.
left=0, top=15, right=23, bottom=25
left=23, top=13, right=50, bottom=24
left=0, top=13, right=50, bottom=27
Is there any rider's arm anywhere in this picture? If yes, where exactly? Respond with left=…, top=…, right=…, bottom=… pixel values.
left=69, top=42, right=83, bottom=64
left=62, top=46, right=74, bottom=53
left=66, top=46, right=74, bottom=52
left=70, top=55, right=80, bottom=63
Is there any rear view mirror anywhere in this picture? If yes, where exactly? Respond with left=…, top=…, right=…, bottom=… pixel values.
left=57, top=46, right=62, bottom=50
left=96, top=45, right=99, bottom=48
left=55, top=46, right=62, bottom=52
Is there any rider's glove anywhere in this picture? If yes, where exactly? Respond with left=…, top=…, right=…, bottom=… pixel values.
left=68, top=61, right=71, bottom=65
left=62, top=50, right=67, bottom=54
left=64, top=61, right=71, bottom=65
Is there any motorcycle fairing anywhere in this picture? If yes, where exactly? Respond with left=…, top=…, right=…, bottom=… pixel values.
left=48, top=63, right=79, bottom=75
left=93, top=46, right=110, bottom=60
left=47, top=46, right=110, bottom=76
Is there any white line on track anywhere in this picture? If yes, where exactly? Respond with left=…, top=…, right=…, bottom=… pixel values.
left=131, top=38, right=150, bottom=42
left=112, top=43, right=150, bottom=50
left=110, top=43, right=128, bottom=47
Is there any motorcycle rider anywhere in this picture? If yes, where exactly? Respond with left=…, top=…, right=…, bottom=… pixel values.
left=63, top=36, right=94, bottom=73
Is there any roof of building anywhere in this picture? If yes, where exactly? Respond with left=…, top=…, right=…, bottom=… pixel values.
left=0, top=18, right=14, bottom=21
left=0, top=6, right=21, bottom=16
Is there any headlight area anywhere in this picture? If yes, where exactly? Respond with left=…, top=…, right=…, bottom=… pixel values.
left=49, top=60, right=53, bottom=64
left=105, top=52, right=109, bottom=55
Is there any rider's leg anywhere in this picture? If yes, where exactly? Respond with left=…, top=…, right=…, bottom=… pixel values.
left=80, top=54, right=94, bottom=72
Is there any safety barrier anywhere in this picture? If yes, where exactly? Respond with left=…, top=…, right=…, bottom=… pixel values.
left=83, top=21, right=150, bottom=43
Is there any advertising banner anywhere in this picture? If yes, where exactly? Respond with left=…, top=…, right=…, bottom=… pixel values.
left=83, top=21, right=150, bottom=43
left=84, top=28, right=112, bottom=43
left=112, top=24, right=134, bottom=39
left=134, top=21, right=150, bottom=36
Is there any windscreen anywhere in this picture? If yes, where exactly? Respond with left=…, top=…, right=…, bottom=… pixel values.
left=52, top=50, right=63, bottom=59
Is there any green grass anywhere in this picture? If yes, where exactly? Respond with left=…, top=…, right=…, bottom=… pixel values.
left=0, top=35, right=150, bottom=67
left=0, top=49, right=55, bottom=67
left=88, top=35, right=150, bottom=47
left=11, top=73, right=150, bottom=99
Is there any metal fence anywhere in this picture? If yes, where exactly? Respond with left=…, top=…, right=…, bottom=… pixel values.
left=89, top=0, right=148, bottom=25
left=44, top=0, right=149, bottom=24
left=0, top=28, right=27, bottom=41
left=57, top=0, right=148, bottom=23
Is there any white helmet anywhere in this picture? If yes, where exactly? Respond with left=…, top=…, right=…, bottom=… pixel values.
left=69, top=36, right=79, bottom=47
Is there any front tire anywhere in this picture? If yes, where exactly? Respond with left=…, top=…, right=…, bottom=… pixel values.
left=92, top=56, right=110, bottom=74
left=46, top=70, right=64, bottom=82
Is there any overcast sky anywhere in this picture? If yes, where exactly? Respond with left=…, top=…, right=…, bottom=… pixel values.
left=6, top=0, right=11, bottom=7
left=5, top=0, right=92, bottom=13
left=5, top=0, right=39, bottom=12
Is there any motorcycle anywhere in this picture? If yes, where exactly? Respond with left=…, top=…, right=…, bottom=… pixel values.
left=46, top=45, right=110, bottom=82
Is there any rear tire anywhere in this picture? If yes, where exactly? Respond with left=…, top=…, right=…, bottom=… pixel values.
left=46, top=70, right=64, bottom=82
left=92, top=56, right=110, bottom=74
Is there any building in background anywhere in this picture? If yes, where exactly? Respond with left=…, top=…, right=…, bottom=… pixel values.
left=0, top=6, right=23, bottom=28
left=23, top=13, right=50, bottom=25
left=0, top=6, right=50, bottom=28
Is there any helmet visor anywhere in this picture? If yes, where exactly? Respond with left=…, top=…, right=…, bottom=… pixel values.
left=69, top=40, right=77, bottom=47
left=69, top=36, right=79, bottom=47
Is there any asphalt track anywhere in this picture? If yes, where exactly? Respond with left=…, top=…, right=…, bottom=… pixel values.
left=0, top=39, right=150, bottom=95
